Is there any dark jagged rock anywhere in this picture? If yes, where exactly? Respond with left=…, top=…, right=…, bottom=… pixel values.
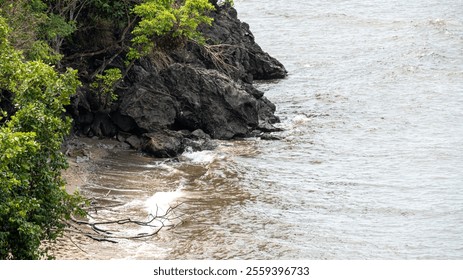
left=257, top=121, right=283, bottom=133
left=198, top=5, right=287, bottom=81
left=90, top=112, right=117, bottom=137
left=119, top=78, right=178, bottom=132
left=161, top=63, right=258, bottom=139
left=125, top=135, right=143, bottom=150
left=110, top=111, right=137, bottom=132
left=182, top=129, right=217, bottom=152
left=142, top=130, right=185, bottom=158
left=67, top=4, right=286, bottom=158
left=257, top=96, right=280, bottom=124
left=119, top=63, right=261, bottom=140
left=191, top=129, right=211, bottom=139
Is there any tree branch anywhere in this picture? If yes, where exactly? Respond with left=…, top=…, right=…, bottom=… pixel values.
left=67, top=202, right=184, bottom=244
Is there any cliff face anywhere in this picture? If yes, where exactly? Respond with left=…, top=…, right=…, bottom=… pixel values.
left=70, top=4, right=287, bottom=157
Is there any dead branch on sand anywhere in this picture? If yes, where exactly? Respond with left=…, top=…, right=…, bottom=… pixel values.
left=66, top=203, right=185, bottom=244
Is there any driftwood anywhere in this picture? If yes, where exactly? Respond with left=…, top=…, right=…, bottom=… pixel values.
left=66, top=202, right=185, bottom=244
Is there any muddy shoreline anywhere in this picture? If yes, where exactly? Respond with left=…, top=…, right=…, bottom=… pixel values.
left=54, top=3, right=288, bottom=259
left=57, top=137, right=131, bottom=259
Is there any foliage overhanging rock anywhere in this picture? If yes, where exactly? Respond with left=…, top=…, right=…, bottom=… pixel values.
left=69, top=4, right=287, bottom=157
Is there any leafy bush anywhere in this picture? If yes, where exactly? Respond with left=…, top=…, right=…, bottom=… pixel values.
left=90, top=68, right=123, bottom=111
left=0, top=16, right=84, bottom=260
left=128, top=0, right=215, bottom=60
left=0, top=0, right=75, bottom=63
left=218, top=0, right=234, bottom=6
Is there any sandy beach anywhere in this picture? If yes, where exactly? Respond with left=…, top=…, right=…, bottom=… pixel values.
left=56, top=136, right=130, bottom=259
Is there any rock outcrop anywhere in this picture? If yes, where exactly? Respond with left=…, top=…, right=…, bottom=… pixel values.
left=69, top=3, right=286, bottom=157
left=199, top=4, right=287, bottom=82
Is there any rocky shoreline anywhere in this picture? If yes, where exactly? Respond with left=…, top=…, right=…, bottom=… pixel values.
left=68, top=3, right=286, bottom=158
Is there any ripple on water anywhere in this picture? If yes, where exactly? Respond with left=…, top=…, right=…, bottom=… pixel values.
left=58, top=0, right=463, bottom=259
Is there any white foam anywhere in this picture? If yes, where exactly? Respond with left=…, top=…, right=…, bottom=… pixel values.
left=278, top=114, right=312, bottom=131
left=292, top=114, right=311, bottom=125
left=181, top=149, right=216, bottom=164
left=144, top=190, right=183, bottom=218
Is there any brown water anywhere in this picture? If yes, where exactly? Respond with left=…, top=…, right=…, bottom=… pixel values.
left=58, top=0, right=463, bottom=259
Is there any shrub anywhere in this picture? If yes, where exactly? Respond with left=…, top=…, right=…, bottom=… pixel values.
left=0, top=15, right=84, bottom=260
left=128, top=0, right=215, bottom=60
left=90, top=68, right=123, bottom=111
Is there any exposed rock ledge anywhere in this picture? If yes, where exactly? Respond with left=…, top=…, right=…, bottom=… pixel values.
left=69, top=4, right=286, bottom=157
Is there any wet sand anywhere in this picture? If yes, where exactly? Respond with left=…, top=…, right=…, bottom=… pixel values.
left=56, top=136, right=130, bottom=259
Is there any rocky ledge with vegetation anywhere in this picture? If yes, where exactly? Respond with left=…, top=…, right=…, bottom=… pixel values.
left=0, top=0, right=285, bottom=259
left=69, top=0, right=286, bottom=157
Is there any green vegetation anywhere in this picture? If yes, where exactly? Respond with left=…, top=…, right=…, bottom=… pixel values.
left=90, top=68, right=123, bottom=111
left=0, top=0, right=74, bottom=63
left=128, top=0, right=215, bottom=60
left=0, top=15, right=84, bottom=259
left=220, top=0, right=234, bottom=7
left=0, top=0, right=217, bottom=259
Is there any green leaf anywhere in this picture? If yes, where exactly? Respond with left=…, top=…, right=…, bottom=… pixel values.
left=128, top=0, right=214, bottom=61
left=0, top=14, right=85, bottom=260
